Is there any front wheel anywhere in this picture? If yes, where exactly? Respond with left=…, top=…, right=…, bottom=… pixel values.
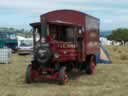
left=26, top=64, right=33, bottom=83
left=58, top=66, right=68, bottom=85
left=86, top=56, right=96, bottom=75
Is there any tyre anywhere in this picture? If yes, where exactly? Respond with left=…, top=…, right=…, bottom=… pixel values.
left=58, top=66, right=68, bottom=85
left=86, top=56, right=96, bottom=75
left=26, top=64, right=33, bottom=83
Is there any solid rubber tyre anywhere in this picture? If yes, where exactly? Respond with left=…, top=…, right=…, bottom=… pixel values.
left=26, top=64, right=33, bottom=83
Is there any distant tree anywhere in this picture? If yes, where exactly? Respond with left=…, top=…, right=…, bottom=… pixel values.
left=107, top=28, right=128, bottom=45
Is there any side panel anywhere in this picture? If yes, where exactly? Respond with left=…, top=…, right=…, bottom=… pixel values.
left=85, top=15, right=100, bottom=55
left=41, top=10, right=85, bottom=26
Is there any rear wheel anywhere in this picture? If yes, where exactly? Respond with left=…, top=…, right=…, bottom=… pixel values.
left=86, top=56, right=96, bottom=75
left=26, top=64, right=33, bottom=83
left=58, top=66, right=68, bottom=85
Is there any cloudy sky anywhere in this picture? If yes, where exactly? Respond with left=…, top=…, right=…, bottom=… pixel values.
left=0, top=0, right=128, bottom=30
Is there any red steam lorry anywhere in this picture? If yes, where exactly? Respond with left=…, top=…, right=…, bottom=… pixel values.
left=26, top=10, right=100, bottom=84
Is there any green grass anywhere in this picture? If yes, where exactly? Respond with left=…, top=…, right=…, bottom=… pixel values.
left=0, top=46, right=128, bottom=96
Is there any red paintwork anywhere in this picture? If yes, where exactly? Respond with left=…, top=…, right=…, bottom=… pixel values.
left=41, top=10, right=85, bottom=26
left=40, top=10, right=99, bottom=60
left=85, top=31, right=100, bottom=55
left=47, top=36, right=79, bottom=62
left=31, top=10, right=100, bottom=60
left=91, top=59, right=96, bottom=74
left=53, top=46, right=78, bottom=62
left=31, top=66, right=60, bottom=81
left=39, top=72, right=59, bottom=81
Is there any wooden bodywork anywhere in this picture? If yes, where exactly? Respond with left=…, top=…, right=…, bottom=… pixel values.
left=30, top=10, right=100, bottom=62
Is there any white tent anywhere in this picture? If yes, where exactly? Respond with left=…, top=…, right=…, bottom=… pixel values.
left=17, top=36, right=26, bottom=48
left=100, top=37, right=112, bottom=45
left=17, top=36, right=33, bottom=48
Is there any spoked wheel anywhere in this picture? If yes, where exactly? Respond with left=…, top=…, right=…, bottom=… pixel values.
left=26, top=64, right=33, bottom=83
left=58, top=66, right=68, bottom=85
left=86, top=56, right=96, bottom=75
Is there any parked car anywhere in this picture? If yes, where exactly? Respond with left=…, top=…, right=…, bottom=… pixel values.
left=18, top=39, right=33, bottom=55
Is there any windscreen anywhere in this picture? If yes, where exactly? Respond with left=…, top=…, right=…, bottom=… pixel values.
left=49, top=24, right=75, bottom=42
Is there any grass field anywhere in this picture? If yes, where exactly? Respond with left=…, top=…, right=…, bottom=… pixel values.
left=106, top=45, right=128, bottom=64
left=0, top=45, right=128, bottom=96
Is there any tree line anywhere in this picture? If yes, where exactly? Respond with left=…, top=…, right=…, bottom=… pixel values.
left=0, top=27, right=32, bottom=38
left=107, top=28, right=128, bottom=45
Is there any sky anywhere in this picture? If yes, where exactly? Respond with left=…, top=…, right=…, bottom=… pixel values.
left=0, top=0, right=128, bottom=31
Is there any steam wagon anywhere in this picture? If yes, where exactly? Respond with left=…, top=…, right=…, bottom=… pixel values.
left=26, top=10, right=100, bottom=84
